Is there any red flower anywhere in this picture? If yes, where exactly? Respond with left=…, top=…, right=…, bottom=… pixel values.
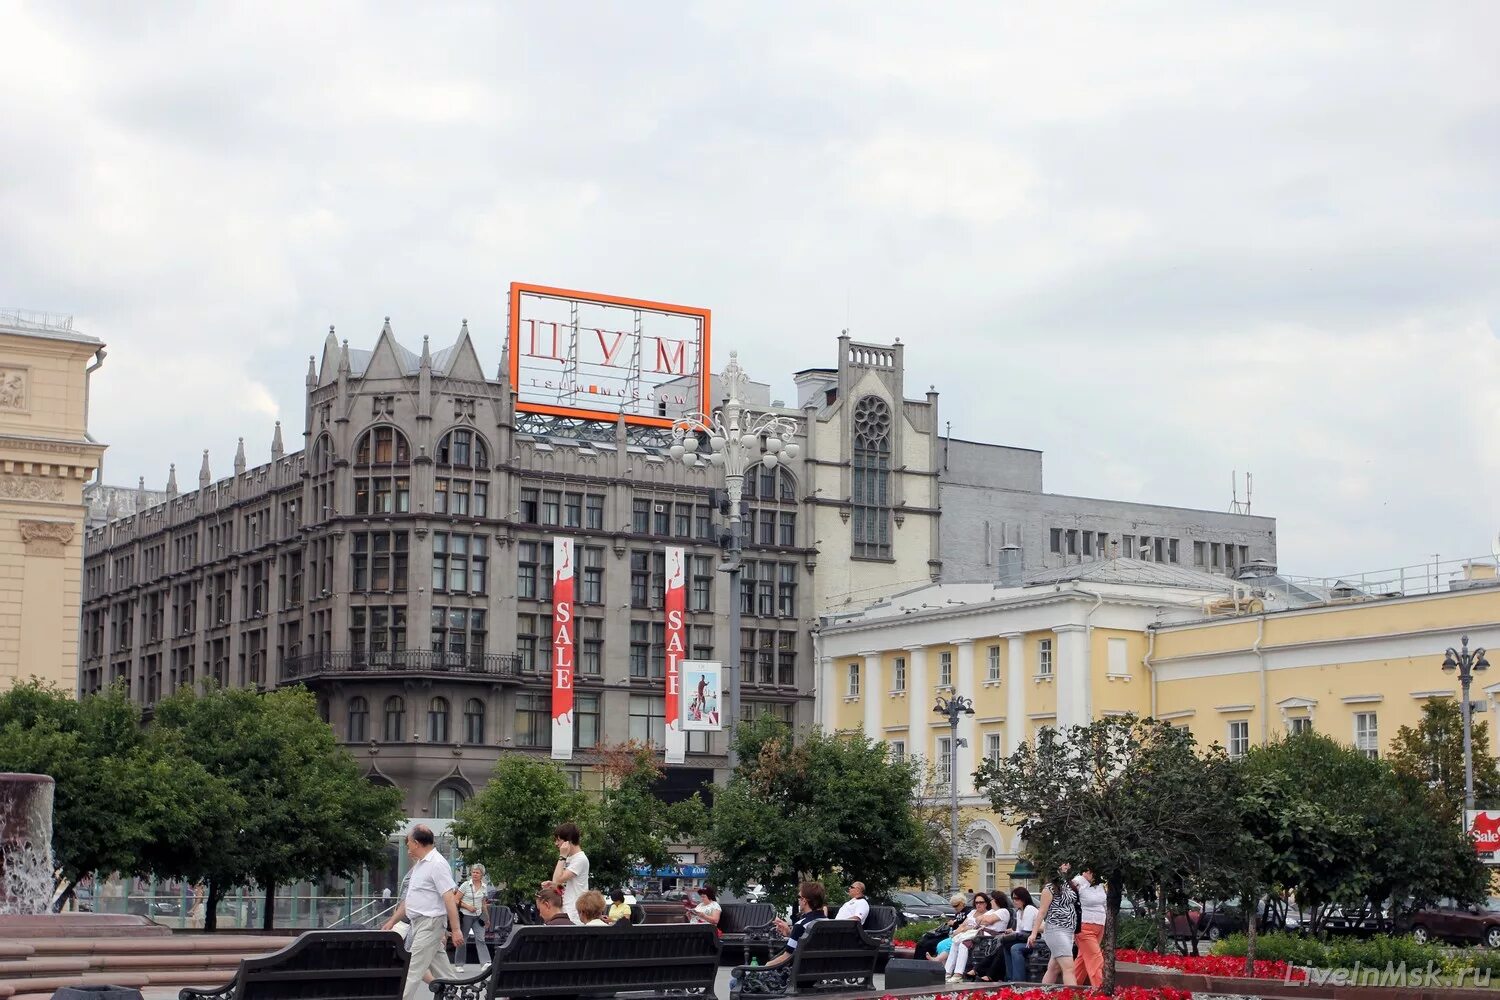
left=1113, top=949, right=1306, bottom=982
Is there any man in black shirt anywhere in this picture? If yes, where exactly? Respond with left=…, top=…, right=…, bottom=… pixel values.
left=764, top=881, right=827, bottom=967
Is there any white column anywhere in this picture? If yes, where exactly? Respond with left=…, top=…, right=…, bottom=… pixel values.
left=1054, top=625, right=1088, bottom=729
left=1005, top=634, right=1025, bottom=753
left=819, top=656, right=836, bottom=731
left=955, top=639, right=976, bottom=794
left=907, top=646, right=929, bottom=749
left=861, top=651, right=881, bottom=739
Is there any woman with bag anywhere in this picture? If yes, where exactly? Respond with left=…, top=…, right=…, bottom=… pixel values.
left=453, top=864, right=492, bottom=970
left=1000, top=886, right=1040, bottom=982
left=944, top=892, right=1002, bottom=983
left=972, top=890, right=1015, bottom=982
left=1027, top=864, right=1078, bottom=986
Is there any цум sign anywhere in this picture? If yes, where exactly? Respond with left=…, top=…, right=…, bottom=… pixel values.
left=1466, top=810, right=1500, bottom=864
left=507, top=283, right=711, bottom=428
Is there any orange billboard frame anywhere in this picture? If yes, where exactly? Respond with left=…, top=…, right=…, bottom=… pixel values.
left=506, top=282, right=712, bottom=429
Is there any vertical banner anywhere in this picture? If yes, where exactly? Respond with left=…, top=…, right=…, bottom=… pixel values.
left=682, top=661, right=723, bottom=731
left=664, top=546, right=687, bottom=764
left=551, top=537, right=575, bottom=760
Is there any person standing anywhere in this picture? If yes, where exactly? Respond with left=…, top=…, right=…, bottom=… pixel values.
left=383, top=825, right=464, bottom=1000
left=1072, top=870, right=1107, bottom=986
left=834, top=882, right=869, bottom=924
left=541, top=822, right=589, bottom=924
left=453, top=864, right=492, bottom=970
left=1026, top=864, right=1078, bottom=986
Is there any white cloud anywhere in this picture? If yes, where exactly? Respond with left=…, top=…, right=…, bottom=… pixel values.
left=2, top=0, right=1497, bottom=574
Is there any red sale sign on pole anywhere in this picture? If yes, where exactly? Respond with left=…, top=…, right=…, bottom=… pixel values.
left=551, top=537, right=574, bottom=761
left=664, top=546, right=687, bottom=764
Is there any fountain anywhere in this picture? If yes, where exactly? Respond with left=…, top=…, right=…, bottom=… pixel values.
left=0, top=772, right=56, bottom=915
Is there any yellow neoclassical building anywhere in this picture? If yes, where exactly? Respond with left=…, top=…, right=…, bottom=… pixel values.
left=816, top=556, right=1500, bottom=889
left=0, top=311, right=106, bottom=692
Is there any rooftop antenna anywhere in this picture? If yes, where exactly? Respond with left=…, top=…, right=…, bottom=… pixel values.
left=1230, top=471, right=1253, bottom=515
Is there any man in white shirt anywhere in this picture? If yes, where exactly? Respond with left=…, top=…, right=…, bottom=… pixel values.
left=541, top=821, right=589, bottom=924
left=835, top=881, right=869, bottom=923
left=383, top=825, right=464, bottom=1000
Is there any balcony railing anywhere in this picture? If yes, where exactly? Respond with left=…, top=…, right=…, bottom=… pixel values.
left=281, top=650, right=520, bottom=683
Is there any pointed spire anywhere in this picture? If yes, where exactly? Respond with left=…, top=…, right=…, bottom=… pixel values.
left=306, top=353, right=317, bottom=385
left=233, top=437, right=247, bottom=476
left=271, top=421, right=285, bottom=461
left=136, top=476, right=147, bottom=510
left=498, top=327, right=511, bottom=382
left=460, top=318, right=470, bottom=338
left=199, top=449, right=211, bottom=488
left=166, top=464, right=178, bottom=496
left=105, top=491, right=117, bottom=519
left=339, top=339, right=351, bottom=375
left=382, top=316, right=393, bottom=337
left=420, top=335, right=432, bottom=370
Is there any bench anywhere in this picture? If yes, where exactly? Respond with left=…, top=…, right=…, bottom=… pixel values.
left=179, top=930, right=408, bottom=1000
left=861, top=906, right=898, bottom=969
left=730, top=919, right=880, bottom=998
left=719, top=902, right=778, bottom=963
left=429, top=923, right=720, bottom=1000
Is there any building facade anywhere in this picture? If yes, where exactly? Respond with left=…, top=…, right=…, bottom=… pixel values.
left=818, top=556, right=1500, bottom=890
left=0, top=311, right=106, bottom=692
left=937, top=436, right=1278, bottom=582
left=81, top=323, right=954, bottom=821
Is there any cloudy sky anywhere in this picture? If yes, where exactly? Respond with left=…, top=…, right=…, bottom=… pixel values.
left=4, top=1, right=1497, bottom=576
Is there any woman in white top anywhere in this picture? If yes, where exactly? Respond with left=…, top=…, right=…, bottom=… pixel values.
left=686, top=885, right=722, bottom=930
left=1072, top=870, right=1108, bottom=986
left=1004, top=886, right=1040, bottom=982
left=944, top=892, right=1008, bottom=983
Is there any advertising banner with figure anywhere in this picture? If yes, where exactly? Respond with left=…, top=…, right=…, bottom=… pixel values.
left=682, top=661, right=723, bottom=731
left=552, top=537, right=574, bottom=760
left=1467, top=810, right=1500, bottom=864
left=664, top=546, right=687, bottom=764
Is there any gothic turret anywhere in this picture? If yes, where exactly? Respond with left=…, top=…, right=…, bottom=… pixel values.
left=199, top=449, right=211, bottom=488
left=271, top=421, right=285, bottom=461
left=234, top=437, right=246, bottom=477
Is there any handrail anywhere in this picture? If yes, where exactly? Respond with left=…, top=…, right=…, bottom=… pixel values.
left=281, top=649, right=521, bottom=682
left=328, top=899, right=399, bottom=929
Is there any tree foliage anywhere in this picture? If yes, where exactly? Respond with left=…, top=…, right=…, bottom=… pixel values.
left=453, top=744, right=703, bottom=904
left=975, top=715, right=1242, bottom=992
left=147, top=685, right=403, bottom=929
left=1388, top=697, right=1500, bottom=822
left=0, top=682, right=227, bottom=888
left=1240, top=732, right=1488, bottom=935
left=704, top=716, right=943, bottom=910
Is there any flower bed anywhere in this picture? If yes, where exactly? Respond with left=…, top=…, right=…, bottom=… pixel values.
left=882, top=988, right=1194, bottom=1000
left=1115, top=949, right=1306, bottom=982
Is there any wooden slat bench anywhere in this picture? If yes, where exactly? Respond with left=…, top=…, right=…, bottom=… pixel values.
left=178, top=930, right=408, bottom=1000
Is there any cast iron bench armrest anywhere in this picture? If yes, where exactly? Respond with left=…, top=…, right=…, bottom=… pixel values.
left=428, top=965, right=492, bottom=1000
left=179, top=985, right=235, bottom=1000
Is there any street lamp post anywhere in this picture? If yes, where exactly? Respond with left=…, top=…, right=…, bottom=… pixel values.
left=1443, top=635, right=1490, bottom=812
left=670, top=352, right=800, bottom=772
left=934, top=693, right=975, bottom=894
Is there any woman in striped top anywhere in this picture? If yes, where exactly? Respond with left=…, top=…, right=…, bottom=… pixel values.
left=1026, top=863, right=1078, bottom=986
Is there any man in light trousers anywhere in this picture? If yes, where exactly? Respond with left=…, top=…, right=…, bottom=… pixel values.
left=384, top=824, right=464, bottom=1000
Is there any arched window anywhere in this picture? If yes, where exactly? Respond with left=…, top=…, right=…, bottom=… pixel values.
left=982, top=845, right=997, bottom=891
left=851, top=395, right=892, bottom=559
left=312, top=434, right=333, bottom=474
left=427, top=696, right=450, bottom=743
left=355, top=426, right=410, bottom=465
left=354, top=427, right=411, bottom=514
left=347, top=696, right=369, bottom=742
left=434, top=429, right=490, bottom=518
left=383, top=696, right=406, bottom=742
left=463, top=698, right=485, bottom=744
left=431, top=784, right=466, bottom=820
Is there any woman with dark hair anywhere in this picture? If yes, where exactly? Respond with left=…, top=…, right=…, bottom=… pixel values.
left=1027, top=864, right=1078, bottom=985
left=686, top=885, right=722, bottom=928
left=1003, top=886, right=1040, bottom=981
left=975, top=890, right=1014, bottom=981
left=944, top=892, right=1005, bottom=983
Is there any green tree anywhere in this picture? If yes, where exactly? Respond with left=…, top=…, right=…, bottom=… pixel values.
left=1388, top=698, right=1500, bottom=821
left=580, top=742, right=708, bottom=894
left=452, top=756, right=584, bottom=904
left=0, top=682, right=230, bottom=894
left=975, top=715, right=1244, bottom=993
left=147, top=685, right=403, bottom=930
left=704, top=716, right=943, bottom=910
left=1241, top=731, right=1488, bottom=937
left=911, top=761, right=980, bottom=891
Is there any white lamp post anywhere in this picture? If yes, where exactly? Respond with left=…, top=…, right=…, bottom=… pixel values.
left=670, top=351, right=800, bottom=770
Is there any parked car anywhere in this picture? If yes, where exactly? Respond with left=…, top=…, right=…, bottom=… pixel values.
left=1167, top=897, right=1290, bottom=942
left=1399, top=898, right=1500, bottom=948
left=885, top=890, right=955, bottom=925
left=1323, top=902, right=1388, bottom=936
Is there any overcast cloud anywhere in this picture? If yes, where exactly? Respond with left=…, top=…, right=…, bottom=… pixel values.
left=3, top=1, right=1497, bottom=576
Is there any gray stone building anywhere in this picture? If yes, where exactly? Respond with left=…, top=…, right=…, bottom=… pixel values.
left=80, top=321, right=829, bottom=821
left=937, top=436, right=1277, bottom=582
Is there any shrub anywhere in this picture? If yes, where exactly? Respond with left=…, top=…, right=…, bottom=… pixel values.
left=1115, top=916, right=1163, bottom=952
left=894, top=918, right=942, bottom=943
left=1325, top=935, right=1444, bottom=971
left=1212, top=931, right=1330, bottom=968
